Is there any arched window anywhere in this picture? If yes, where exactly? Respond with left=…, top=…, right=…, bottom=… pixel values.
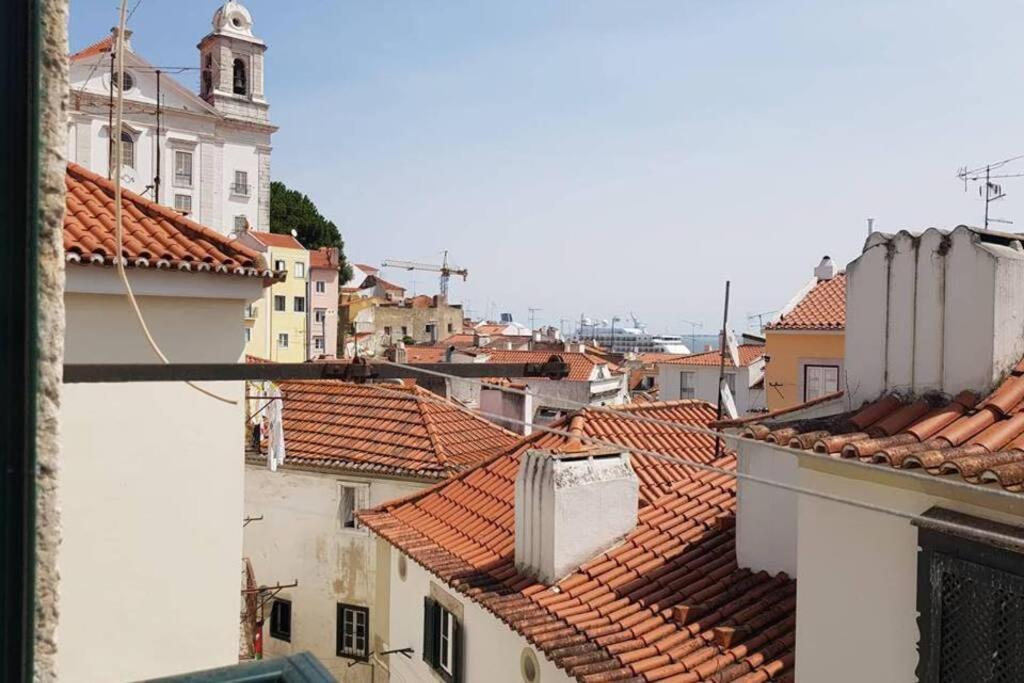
left=201, top=54, right=213, bottom=97
left=119, top=131, right=134, bottom=169
left=232, top=58, right=247, bottom=95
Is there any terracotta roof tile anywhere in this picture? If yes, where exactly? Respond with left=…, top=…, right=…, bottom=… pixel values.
left=255, top=380, right=519, bottom=478
left=662, top=345, right=764, bottom=369
left=738, top=361, right=1024, bottom=492
left=765, top=274, right=846, bottom=331
left=248, top=231, right=306, bottom=250
left=309, top=247, right=338, bottom=269
left=70, top=35, right=114, bottom=61
left=360, top=400, right=795, bottom=681
left=64, top=163, right=275, bottom=280
left=471, top=349, right=620, bottom=382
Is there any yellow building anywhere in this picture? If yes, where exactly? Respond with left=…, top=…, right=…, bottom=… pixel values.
left=763, top=257, right=846, bottom=411
left=240, top=231, right=311, bottom=362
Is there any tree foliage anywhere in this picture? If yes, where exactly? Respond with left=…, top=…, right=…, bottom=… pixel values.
left=270, top=181, right=353, bottom=283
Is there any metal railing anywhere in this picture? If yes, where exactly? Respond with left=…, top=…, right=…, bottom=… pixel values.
left=231, top=183, right=251, bottom=197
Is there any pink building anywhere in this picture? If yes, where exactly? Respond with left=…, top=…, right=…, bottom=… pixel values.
left=308, top=247, right=340, bottom=358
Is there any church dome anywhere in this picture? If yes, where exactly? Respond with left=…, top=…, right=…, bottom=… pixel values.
left=212, top=1, right=255, bottom=38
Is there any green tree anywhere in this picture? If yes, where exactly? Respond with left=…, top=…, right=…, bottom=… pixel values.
left=269, top=181, right=353, bottom=283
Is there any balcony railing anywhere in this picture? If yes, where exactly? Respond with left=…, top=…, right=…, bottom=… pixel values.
left=231, top=183, right=251, bottom=197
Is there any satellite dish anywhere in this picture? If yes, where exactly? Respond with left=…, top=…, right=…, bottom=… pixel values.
left=290, top=229, right=298, bottom=238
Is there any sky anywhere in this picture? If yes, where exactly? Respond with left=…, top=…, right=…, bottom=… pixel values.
left=70, top=0, right=1024, bottom=335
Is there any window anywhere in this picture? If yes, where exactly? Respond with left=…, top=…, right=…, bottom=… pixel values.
left=173, top=194, right=191, bottom=214
left=269, top=599, right=292, bottom=642
left=277, top=333, right=289, bottom=348
left=804, top=364, right=840, bottom=401
left=245, top=303, right=256, bottom=318
left=337, top=604, right=369, bottom=660
left=384, top=326, right=392, bottom=337
left=401, top=326, right=408, bottom=337
left=916, top=508, right=1024, bottom=682
left=273, top=295, right=286, bottom=312
left=314, top=309, right=326, bottom=324
left=679, top=371, right=696, bottom=400
left=274, top=259, right=286, bottom=272
left=314, top=336, right=324, bottom=351
left=119, top=131, right=134, bottom=169
left=232, top=58, right=247, bottom=95
left=724, top=371, right=737, bottom=394
left=173, top=150, right=192, bottom=187
left=111, top=70, right=134, bottom=91
left=338, top=483, right=368, bottom=530
left=232, top=170, right=250, bottom=196
left=315, top=280, right=326, bottom=294
left=293, top=297, right=305, bottom=313
left=234, top=215, right=248, bottom=230
left=423, top=598, right=462, bottom=682
left=244, top=328, right=251, bottom=343
left=201, top=54, right=213, bottom=97
left=294, top=262, right=305, bottom=279
left=425, top=324, right=434, bottom=336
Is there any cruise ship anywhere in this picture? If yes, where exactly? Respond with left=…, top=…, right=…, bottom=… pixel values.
left=576, top=324, right=690, bottom=354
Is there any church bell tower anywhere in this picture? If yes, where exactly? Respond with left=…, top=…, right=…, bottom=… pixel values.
left=197, top=1, right=269, bottom=123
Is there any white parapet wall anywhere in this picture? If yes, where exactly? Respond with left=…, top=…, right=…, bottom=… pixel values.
left=845, top=226, right=1024, bottom=406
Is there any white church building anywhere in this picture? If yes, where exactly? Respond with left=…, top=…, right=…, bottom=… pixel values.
left=67, top=1, right=276, bottom=235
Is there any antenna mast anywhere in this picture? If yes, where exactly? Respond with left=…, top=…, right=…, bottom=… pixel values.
left=956, top=155, right=1024, bottom=229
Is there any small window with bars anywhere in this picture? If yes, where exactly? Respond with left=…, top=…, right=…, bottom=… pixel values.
left=916, top=508, right=1024, bottom=682
left=336, top=603, right=369, bottom=660
left=173, top=194, right=191, bottom=215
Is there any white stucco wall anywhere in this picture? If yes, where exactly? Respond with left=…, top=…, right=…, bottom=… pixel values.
left=735, top=439, right=798, bottom=576
left=795, top=463, right=1024, bottom=682
left=57, top=273, right=258, bottom=682
left=657, top=362, right=764, bottom=416
left=244, top=466, right=427, bottom=681
left=845, top=227, right=1024, bottom=406
left=384, top=547, right=572, bottom=683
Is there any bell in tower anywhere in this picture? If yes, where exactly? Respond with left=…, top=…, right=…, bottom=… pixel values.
left=197, top=1, right=270, bottom=124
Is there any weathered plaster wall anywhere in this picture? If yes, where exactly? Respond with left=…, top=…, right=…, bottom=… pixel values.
left=35, top=0, right=69, bottom=678
left=243, top=465, right=426, bottom=681
left=763, top=331, right=845, bottom=411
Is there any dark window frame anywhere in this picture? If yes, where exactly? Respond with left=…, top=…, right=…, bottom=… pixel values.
left=422, top=597, right=463, bottom=683
left=915, top=507, right=1024, bottom=682
left=269, top=598, right=292, bottom=643
left=273, top=295, right=286, bottom=312
left=336, top=603, right=370, bottom=661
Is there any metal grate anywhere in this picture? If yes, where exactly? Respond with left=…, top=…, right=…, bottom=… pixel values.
left=932, top=553, right=1024, bottom=682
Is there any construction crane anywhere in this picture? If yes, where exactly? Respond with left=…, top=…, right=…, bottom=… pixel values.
left=381, top=251, right=468, bottom=298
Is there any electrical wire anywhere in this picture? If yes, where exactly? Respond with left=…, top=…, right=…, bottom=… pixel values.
left=370, top=357, right=1024, bottom=549
left=112, top=1, right=236, bottom=405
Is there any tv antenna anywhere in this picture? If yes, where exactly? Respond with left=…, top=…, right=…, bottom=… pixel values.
left=956, top=155, right=1024, bottom=229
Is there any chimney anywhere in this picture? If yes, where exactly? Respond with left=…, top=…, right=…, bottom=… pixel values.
left=110, top=26, right=134, bottom=52
left=846, top=226, right=1024, bottom=405
left=393, top=341, right=407, bottom=365
left=814, top=255, right=837, bottom=281
left=514, top=447, right=638, bottom=584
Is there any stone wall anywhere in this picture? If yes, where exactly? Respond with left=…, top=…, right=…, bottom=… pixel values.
left=36, top=0, right=69, bottom=678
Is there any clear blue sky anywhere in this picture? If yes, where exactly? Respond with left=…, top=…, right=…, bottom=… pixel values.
left=70, top=1, right=1024, bottom=334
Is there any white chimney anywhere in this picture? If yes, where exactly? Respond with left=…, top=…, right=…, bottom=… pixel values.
left=846, top=226, right=1024, bottom=405
left=814, top=255, right=837, bottom=281
left=515, top=447, right=638, bottom=584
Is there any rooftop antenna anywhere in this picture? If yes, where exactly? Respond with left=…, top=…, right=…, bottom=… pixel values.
left=956, top=155, right=1024, bottom=229
left=747, top=310, right=778, bottom=333
left=867, top=217, right=874, bottom=235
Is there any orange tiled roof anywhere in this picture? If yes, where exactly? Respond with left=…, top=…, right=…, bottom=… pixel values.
left=662, top=345, right=764, bottom=369
left=263, top=380, right=519, bottom=479
left=64, top=164, right=276, bottom=280
left=477, top=349, right=619, bottom=382
left=309, top=247, right=337, bottom=269
left=739, top=357, right=1024, bottom=492
left=248, top=231, right=306, bottom=250
left=766, top=273, right=846, bottom=331
left=437, top=333, right=477, bottom=347
left=354, top=263, right=379, bottom=274
left=70, top=35, right=114, bottom=61
left=404, top=346, right=449, bottom=363
left=360, top=400, right=796, bottom=682
left=637, top=352, right=689, bottom=364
